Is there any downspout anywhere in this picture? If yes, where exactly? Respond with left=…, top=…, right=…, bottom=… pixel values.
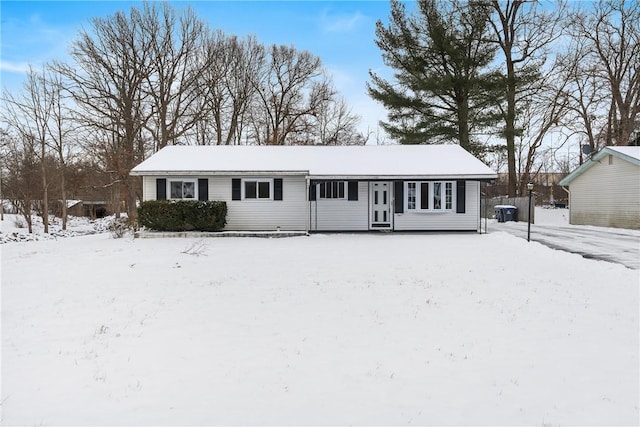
left=479, top=181, right=482, bottom=234
left=480, top=181, right=484, bottom=234
left=306, top=176, right=311, bottom=234
left=561, top=185, right=571, bottom=223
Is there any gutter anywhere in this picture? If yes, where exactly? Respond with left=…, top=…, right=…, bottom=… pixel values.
left=129, top=170, right=309, bottom=177
left=561, top=185, right=570, bottom=209
left=130, top=170, right=497, bottom=181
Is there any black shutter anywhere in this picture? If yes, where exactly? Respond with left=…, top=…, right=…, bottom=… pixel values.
left=198, top=179, right=209, bottom=201
left=274, top=178, right=283, bottom=201
left=456, top=180, right=466, bottom=213
left=232, top=178, right=241, bottom=200
left=156, top=178, right=166, bottom=200
left=347, top=181, right=358, bottom=201
left=309, top=181, right=317, bottom=201
left=394, top=181, right=404, bottom=213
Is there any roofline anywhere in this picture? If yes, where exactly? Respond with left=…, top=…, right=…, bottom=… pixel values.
left=130, top=170, right=309, bottom=176
left=130, top=170, right=497, bottom=181
left=606, top=147, right=640, bottom=166
left=559, top=146, right=640, bottom=186
left=308, top=174, right=497, bottom=181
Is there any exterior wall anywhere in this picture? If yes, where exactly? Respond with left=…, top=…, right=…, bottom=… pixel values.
left=141, top=176, right=483, bottom=232
left=568, top=156, right=640, bottom=229
left=142, top=176, right=158, bottom=201
left=394, top=181, right=480, bottom=231
left=310, top=182, right=369, bottom=231
left=212, top=176, right=308, bottom=231
left=142, top=175, right=308, bottom=231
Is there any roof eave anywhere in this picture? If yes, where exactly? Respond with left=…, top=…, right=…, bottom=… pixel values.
left=130, top=170, right=497, bottom=181
left=308, top=174, right=497, bottom=181
left=559, top=147, right=640, bottom=186
left=130, top=170, right=310, bottom=177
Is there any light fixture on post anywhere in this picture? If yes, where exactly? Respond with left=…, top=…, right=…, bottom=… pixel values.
left=527, top=182, right=534, bottom=242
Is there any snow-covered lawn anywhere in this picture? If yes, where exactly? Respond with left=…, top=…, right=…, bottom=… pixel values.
left=1, top=213, right=638, bottom=425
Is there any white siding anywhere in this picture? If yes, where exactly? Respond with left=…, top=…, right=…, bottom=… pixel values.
left=569, top=157, right=640, bottom=229
left=142, top=176, right=157, bottom=201
left=310, top=182, right=369, bottom=231
left=141, top=176, right=483, bottom=232
left=141, top=175, right=308, bottom=231
left=394, top=181, right=480, bottom=231
left=210, top=176, right=308, bottom=231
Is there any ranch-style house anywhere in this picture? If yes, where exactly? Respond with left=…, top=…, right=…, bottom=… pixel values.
left=130, top=144, right=497, bottom=233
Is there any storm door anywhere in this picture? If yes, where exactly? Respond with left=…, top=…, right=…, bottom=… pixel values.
left=369, top=181, right=392, bottom=230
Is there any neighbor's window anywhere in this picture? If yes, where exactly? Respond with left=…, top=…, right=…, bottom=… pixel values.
left=319, top=181, right=346, bottom=199
left=244, top=179, right=272, bottom=199
left=406, top=181, right=454, bottom=211
left=170, top=180, right=196, bottom=199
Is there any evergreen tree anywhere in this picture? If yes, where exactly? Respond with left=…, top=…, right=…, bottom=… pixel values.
left=368, top=0, right=501, bottom=157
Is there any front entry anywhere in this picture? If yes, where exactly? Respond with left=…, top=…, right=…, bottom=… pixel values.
left=369, top=181, right=392, bottom=230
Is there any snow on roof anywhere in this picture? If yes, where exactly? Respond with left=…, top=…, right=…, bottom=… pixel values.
left=559, top=145, right=640, bottom=186
left=607, top=146, right=640, bottom=163
left=130, top=144, right=497, bottom=179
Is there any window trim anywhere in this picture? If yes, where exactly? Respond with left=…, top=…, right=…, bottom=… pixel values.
left=242, top=178, right=273, bottom=200
left=405, top=181, right=455, bottom=212
left=168, top=179, right=198, bottom=200
left=317, top=181, right=347, bottom=200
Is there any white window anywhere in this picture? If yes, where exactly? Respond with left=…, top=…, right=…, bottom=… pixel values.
left=445, top=182, right=453, bottom=210
left=406, top=181, right=454, bottom=211
left=318, top=181, right=346, bottom=199
left=407, top=182, right=417, bottom=209
left=243, top=179, right=272, bottom=200
left=170, top=180, right=196, bottom=199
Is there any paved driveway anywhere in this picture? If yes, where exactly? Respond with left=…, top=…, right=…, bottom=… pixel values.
left=492, top=221, right=640, bottom=270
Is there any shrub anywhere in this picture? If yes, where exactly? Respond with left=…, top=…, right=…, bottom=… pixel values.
left=108, top=216, right=138, bottom=238
left=137, top=200, right=227, bottom=232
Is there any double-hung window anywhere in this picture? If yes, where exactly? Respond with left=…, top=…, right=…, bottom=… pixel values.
left=170, top=180, right=196, bottom=199
left=318, top=181, right=346, bottom=199
left=406, top=181, right=454, bottom=211
left=244, top=179, right=272, bottom=200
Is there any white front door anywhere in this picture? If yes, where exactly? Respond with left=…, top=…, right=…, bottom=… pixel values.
left=369, top=181, right=392, bottom=229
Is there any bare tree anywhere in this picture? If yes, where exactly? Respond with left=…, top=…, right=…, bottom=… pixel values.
left=141, top=3, right=212, bottom=150
left=44, top=66, right=75, bottom=230
left=313, top=96, right=364, bottom=145
left=557, top=36, right=608, bottom=160
left=1, top=67, right=55, bottom=233
left=515, top=60, right=571, bottom=194
left=488, top=0, right=567, bottom=196
left=196, top=32, right=265, bottom=145
left=0, top=129, right=39, bottom=232
left=55, top=7, right=154, bottom=218
left=566, top=0, right=640, bottom=147
left=252, top=45, right=335, bottom=145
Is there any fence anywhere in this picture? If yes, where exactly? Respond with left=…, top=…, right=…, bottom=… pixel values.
left=481, top=195, right=536, bottom=223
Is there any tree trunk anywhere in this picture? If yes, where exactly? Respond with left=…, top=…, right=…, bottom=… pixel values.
left=41, top=143, right=49, bottom=234
left=505, top=64, right=517, bottom=197
left=60, top=167, right=67, bottom=230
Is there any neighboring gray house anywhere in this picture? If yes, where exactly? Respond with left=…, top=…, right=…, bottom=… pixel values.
left=130, top=145, right=497, bottom=232
left=559, top=146, right=640, bottom=229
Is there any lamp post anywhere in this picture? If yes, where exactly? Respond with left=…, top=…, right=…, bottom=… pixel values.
left=527, top=182, right=534, bottom=242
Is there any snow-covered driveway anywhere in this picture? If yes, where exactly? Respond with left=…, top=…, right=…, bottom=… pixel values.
left=492, top=215, right=640, bottom=270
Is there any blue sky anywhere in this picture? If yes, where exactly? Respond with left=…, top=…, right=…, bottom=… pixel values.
left=0, top=0, right=395, bottom=135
